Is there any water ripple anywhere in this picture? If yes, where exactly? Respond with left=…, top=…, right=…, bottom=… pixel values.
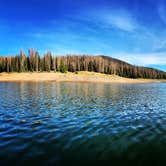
left=0, top=82, right=166, bottom=165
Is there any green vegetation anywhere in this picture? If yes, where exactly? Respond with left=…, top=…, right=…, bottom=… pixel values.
left=0, top=49, right=166, bottom=79
left=59, top=59, right=68, bottom=73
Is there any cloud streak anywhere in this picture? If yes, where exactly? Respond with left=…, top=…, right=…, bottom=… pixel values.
left=158, top=4, right=166, bottom=24
left=82, top=8, right=137, bottom=32
left=114, top=52, right=166, bottom=67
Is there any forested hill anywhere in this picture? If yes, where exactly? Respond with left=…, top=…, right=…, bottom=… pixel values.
left=0, top=49, right=166, bottom=79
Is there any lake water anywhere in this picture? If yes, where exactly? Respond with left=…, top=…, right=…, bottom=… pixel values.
left=0, top=82, right=166, bottom=166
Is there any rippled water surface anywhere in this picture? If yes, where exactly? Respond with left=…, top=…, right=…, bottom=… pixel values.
left=0, top=82, right=166, bottom=166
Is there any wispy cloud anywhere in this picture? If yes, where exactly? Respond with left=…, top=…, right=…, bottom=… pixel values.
left=158, top=4, right=166, bottom=24
left=81, top=8, right=138, bottom=32
left=114, top=52, right=166, bottom=66
left=98, top=9, right=137, bottom=32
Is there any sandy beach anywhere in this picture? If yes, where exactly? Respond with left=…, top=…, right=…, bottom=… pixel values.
left=0, top=72, right=165, bottom=83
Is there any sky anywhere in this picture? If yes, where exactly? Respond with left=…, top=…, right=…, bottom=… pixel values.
left=0, top=0, right=166, bottom=71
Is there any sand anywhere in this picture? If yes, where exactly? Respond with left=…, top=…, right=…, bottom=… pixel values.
left=0, top=71, right=165, bottom=84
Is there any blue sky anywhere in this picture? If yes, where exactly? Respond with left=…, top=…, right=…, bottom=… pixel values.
left=0, top=0, right=166, bottom=71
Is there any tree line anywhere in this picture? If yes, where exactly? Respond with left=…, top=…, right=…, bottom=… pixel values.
left=0, top=49, right=166, bottom=79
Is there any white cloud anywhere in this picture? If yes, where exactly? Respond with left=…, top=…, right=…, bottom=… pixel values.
left=101, top=10, right=137, bottom=32
left=86, top=8, right=137, bottom=32
left=114, top=52, right=166, bottom=66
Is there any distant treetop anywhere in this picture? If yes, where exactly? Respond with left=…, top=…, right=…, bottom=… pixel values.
left=0, top=49, right=166, bottom=79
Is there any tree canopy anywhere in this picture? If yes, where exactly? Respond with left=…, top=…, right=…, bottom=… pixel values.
left=0, top=49, right=166, bottom=79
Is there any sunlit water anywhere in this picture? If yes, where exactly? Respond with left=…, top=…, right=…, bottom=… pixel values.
left=0, top=82, right=166, bottom=166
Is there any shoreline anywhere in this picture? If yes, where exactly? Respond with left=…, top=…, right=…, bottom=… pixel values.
left=0, top=72, right=165, bottom=84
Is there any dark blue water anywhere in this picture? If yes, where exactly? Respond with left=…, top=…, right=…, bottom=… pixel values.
left=0, top=82, right=166, bottom=166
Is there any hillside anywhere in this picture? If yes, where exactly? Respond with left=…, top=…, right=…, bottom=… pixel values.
left=0, top=49, right=166, bottom=79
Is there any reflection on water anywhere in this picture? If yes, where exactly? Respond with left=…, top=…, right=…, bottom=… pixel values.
left=0, top=82, right=166, bottom=166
